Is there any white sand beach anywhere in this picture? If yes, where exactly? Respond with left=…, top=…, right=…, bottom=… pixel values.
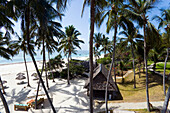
left=0, top=56, right=92, bottom=113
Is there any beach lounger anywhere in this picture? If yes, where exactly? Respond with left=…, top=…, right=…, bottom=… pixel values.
left=14, top=104, right=29, bottom=111
left=31, top=98, right=44, bottom=108
left=27, top=99, right=35, bottom=107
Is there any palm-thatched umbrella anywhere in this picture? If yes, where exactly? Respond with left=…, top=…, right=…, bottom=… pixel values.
left=16, top=72, right=25, bottom=76
left=16, top=75, right=26, bottom=80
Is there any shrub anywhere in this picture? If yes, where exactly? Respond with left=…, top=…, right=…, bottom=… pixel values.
left=69, top=63, right=85, bottom=76
left=48, top=71, right=60, bottom=79
left=97, top=57, right=111, bottom=65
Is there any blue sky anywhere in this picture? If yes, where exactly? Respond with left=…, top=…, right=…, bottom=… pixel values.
left=61, top=0, right=170, bottom=50
left=8, top=0, right=170, bottom=50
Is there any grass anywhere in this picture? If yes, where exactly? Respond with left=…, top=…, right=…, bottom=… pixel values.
left=98, top=109, right=158, bottom=113
left=147, top=61, right=154, bottom=66
left=155, top=62, right=170, bottom=75
left=127, top=109, right=159, bottom=113
left=109, top=69, right=170, bottom=103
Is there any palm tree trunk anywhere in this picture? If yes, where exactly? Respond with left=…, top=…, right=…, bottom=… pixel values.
left=144, top=20, right=150, bottom=112
left=143, top=61, right=145, bottom=73
left=105, top=25, right=117, bottom=113
left=131, top=45, right=136, bottom=88
left=26, top=3, right=56, bottom=113
left=138, top=63, right=141, bottom=78
left=67, top=54, right=70, bottom=85
left=163, top=47, right=169, bottom=95
left=162, top=86, right=170, bottom=113
left=48, top=52, right=55, bottom=82
left=23, top=51, right=30, bottom=87
left=89, top=0, right=95, bottom=112
left=35, top=57, right=45, bottom=109
left=0, top=76, right=5, bottom=94
left=0, top=88, right=9, bottom=113
left=45, top=54, right=49, bottom=90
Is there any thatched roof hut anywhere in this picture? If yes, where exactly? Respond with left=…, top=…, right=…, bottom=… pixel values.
left=84, top=64, right=122, bottom=100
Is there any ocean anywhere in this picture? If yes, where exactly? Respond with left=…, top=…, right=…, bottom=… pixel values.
left=0, top=50, right=89, bottom=64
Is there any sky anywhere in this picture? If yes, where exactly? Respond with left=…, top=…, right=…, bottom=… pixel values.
left=6, top=0, right=170, bottom=51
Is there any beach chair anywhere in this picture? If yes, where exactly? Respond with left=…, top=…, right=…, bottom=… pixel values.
left=14, top=104, right=29, bottom=111
left=26, top=99, right=35, bottom=107
left=31, top=98, right=44, bottom=108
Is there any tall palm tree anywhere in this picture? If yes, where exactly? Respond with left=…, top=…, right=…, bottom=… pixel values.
left=45, top=21, right=63, bottom=82
left=93, top=33, right=102, bottom=52
left=10, top=26, right=37, bottom=87
left=0, top=1, right=16, bottom=112
left=82, top=1, right=107, bottom=112
left=96, top=1, right=128, bottom=112
left=12, top=0, right=64, bottom=112
left=58, top=25, right=84, bottom=85
left=119, top=23, right=143, bottom=88
left=154, top=9, right=170, bottom=95
left=100, top=34, right=110, bottom=56
left=126, top=0, right=157, bottom=111
left=135, top=40, right=144, bottom=78
left=0, top=32, right=13, bottom=113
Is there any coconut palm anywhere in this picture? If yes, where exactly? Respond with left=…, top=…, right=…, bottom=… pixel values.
left=45, top=21, right=63, bottom=82
left=47, top=54, right=65, bottom=71
left=0, top=0, right=16, bottom=112
left=0, top=32, right=13, bottom=113
left=93, top=33, right=102, bottom=51
left=12, top=0, right=64, bottom=112
left=82, top=1, right=107, bottom=112
left=10, top=26, right=37, bottom=87
left=100, top=34, right=110, bottom=56
left=119, top=23, right=143, bottom=88
left=96, top=1, right=129, bottom=111
left=126, top=0, right=158, bottom=111
left=154, top=8, right=170, bottom=95
left=58, top=25, right=84, bottom=85
left=135, top=40, right=144, bottom=78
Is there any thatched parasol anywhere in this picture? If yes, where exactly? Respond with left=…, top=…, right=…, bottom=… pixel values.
left=16, top=75, right=26, bottom=80
left=16, top=72, right=25, bottom=76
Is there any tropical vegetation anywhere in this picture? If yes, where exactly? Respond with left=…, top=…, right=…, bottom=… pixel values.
left=0, top=0, right=169, bottom=113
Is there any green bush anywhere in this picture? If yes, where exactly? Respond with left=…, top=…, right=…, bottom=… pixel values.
left=97, top=57, right=111, bottom=65
left=69, top=63, right=85, bottom=75
left=48, top=71, right=60, bottom=79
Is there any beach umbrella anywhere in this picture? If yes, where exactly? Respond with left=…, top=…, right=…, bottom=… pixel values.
left=16, top=72, right=25, bottom=76
left=31, top=73, right=37, bottom=77
left=2, top=80, right=7, bottom=84
left=16, top=75, right=26, bottom=80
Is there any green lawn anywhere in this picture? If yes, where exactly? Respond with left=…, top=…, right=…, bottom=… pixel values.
left=109, top=69, right=170, bottom=103
left=155, top=62, right=170, bottom=75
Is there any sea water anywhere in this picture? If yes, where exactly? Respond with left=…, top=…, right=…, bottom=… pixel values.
left=0, top=50, right=89, bottom=64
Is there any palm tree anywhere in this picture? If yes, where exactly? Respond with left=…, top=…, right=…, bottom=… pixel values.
left=154, top=9, right=170, bottom=95
left=93, top=33, right=102, bottom=52
left=0, top=32, right=13, bottom=113
left=0, top=1, right=16, bottom=112
left=10, top=27, right=37, bottom=87
left=96, top=1, right=128, bottom=112
left=58, top=25, right=84, bottom=85
left=12, top=0, right=64, bottom=112
left=100, top=34, right=110, bottom=56
left=119, top=24, right=143, bottom=88
left=126, top=0, right=158, bottom=111
left=82, top=1, right=107, bottom=112
left=135, top=40, right=144, bottom=78
left=45, top=21, right=63, bottom=82
left=47, top=54, right=65, bottom=71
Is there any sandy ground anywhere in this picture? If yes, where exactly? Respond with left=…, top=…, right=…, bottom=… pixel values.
left=1, top=54, right=168, bottom=113
left=0, top=56, right=92, bottom=113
